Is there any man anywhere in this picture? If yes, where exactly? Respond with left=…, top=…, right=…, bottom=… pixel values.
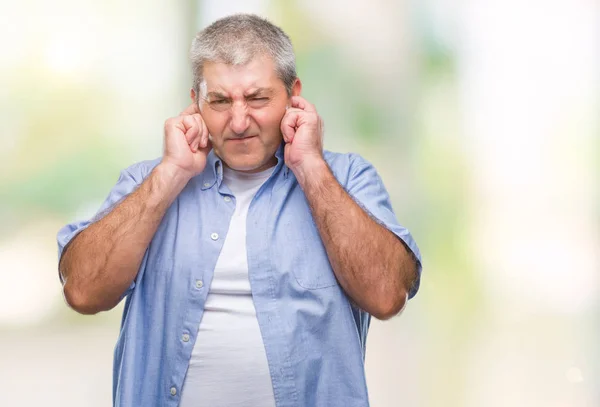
left=57, top=13, right=422, bottom=407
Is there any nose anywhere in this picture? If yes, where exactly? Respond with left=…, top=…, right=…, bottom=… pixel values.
left=229, top=103, right=250, bottom=135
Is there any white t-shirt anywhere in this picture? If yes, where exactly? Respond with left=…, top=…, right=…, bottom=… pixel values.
left=179, top=165, right=277, bottom=407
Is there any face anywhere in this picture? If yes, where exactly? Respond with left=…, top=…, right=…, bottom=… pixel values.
left=192, top=55, right=301, bottom=173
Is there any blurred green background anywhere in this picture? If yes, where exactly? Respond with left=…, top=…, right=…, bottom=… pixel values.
left=0, top=0, right=598, bottom=406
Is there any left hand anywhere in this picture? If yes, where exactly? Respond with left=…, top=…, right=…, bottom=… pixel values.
left=280, top=96, right=324, bottom=172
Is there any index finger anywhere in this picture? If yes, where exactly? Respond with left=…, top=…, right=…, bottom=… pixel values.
left=180, top=102, right=200, bottom=116
left=290, top=96, right=316, bottom=112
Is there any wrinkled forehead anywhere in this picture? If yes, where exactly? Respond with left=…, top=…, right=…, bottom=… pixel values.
left=199, top=55, right=283, bottom=98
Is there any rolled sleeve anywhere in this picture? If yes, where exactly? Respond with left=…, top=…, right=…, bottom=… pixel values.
left=346, top=155, right=422, bottom=299
left=56, top=166, right=146, bottom=295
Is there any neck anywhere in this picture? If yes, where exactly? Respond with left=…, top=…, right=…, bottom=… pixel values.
left=223, top=156, right=278, bottom=174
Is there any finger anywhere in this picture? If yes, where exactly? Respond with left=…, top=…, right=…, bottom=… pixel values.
left=190, top=135, right=201, bottom=152
left=201, top=119, right=209, bottom=148
left=182, top=116, right=199, bottom=144
left=290, top=96, right=316, bottom=112
left=191, top=113, right=206, bottom=148
left=165, top=118, right=182, bottom=136
left=192, top=113, right=203, bottom=144
left=199, top=136, right=213, bottom=154
left=192, top=114, right=206, bottom=151
left=280, top=110, right=302, bottom=143
left=183, top=113, right=203, bottom=131
left=180, top=102, right=200, bottom=116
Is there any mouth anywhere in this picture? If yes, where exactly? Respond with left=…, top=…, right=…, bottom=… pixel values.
left=228, top=135, right=257, bottom=142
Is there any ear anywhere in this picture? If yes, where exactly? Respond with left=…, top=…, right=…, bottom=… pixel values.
left=291, top=78, right=302, bottom=97
left=190, top=88, right=197, bottom=103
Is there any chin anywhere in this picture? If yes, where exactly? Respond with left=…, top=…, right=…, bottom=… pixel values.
left=223, top=154, right=266, bottom=172
left=228, top=162, right=260, bottom=172
left=216, top=142, right=279, bottom=173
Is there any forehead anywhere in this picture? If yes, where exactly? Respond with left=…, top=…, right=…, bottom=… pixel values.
left=201, top=55, right=284, bottom=95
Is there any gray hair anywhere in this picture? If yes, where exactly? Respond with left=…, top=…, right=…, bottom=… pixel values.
left=190, top=14, right=297, bottom=98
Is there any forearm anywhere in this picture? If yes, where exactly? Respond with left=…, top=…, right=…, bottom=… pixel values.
left=60, top=163, right=190, bottom=314
left=295, top=160, right=417, bottom=320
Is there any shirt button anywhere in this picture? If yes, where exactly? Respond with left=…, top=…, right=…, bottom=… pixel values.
left=195, top=280, right=204, bottom=289
left=224, top=196, right=231, bottom=202
left=203, top=182, right=211, bottom=188
left=170, top=387, right=177, bottom=396
left=211, top=233, right=219, bottom=241
left=182, top=333, right=190, bottom=342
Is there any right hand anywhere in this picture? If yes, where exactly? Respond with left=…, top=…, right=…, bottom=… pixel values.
left=161, top=102, right=211, bottom=179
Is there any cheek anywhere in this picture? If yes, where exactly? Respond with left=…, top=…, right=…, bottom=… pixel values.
left=201, top=112, right=227, bottom=138
left=253, top=108, right=286, bottom=133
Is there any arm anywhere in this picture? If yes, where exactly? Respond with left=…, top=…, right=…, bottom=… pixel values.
left=59, top=164, right=189, bottom=314
left=281, top=95, right=419, bottom=320
left=294, top=160, right=418, bottom=320
left=59, top=102, right=211, bottom=314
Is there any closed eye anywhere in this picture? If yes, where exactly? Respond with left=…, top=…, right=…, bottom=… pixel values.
left=247, top=96, right=270, bottom=107
left=248, top=97, right=269, bottom=102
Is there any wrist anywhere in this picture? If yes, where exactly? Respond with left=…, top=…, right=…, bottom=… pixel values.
left=149, top=163, right=193, bottom=205
left=291, top=156, right=329, bottom=187
left=156, top=162, right=194, bottom=186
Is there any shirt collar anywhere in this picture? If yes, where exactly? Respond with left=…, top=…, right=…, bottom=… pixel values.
left=199, top=141, right=288, bottom=191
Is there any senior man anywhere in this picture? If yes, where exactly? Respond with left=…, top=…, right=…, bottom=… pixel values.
left=57, top=13, right=422, bottom=407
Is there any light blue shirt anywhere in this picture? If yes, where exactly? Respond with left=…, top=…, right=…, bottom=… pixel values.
left=57, top=143, right=422, bottom=407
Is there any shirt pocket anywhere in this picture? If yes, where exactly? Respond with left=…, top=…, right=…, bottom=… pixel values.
left=285, top=219, right=338, bottom=289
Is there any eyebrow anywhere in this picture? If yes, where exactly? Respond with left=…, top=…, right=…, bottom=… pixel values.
left=205, top=88, right=274, bottom=100
left=205, top=91, right=228, bottom=100
left=245, top=88, right=274, bottom=98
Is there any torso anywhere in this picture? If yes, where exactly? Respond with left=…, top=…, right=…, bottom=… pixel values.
left=179, top=165, right=276, bottom=407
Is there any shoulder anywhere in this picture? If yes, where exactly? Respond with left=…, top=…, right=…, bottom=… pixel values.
left=121, top=157, right=162, bottom=183
left=323, top=150, right=374, bottom=186
left=324, top=150, right=374, bottom=172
